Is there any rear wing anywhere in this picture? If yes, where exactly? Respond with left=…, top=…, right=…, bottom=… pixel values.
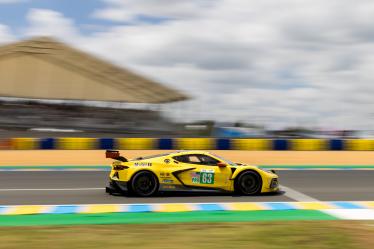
left=105, top=150, right=128, bottom=162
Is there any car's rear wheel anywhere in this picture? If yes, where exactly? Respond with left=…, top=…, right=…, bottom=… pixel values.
left=130, top=171, right=158, bottom=197
left=235, top=171, right=262, bottom=195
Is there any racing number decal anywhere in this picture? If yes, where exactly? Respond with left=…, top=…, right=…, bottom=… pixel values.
left=200, top=172, right=214, bottom=184
left=191, top=171, right=215, bottom=184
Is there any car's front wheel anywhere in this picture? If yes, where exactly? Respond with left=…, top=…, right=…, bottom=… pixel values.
left=130, top=171, right=158, bottom=197
left=235, top=171, right=262, bottom=195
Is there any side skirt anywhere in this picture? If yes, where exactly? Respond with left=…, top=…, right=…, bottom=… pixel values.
left=159, top=184, right=229, bottom=193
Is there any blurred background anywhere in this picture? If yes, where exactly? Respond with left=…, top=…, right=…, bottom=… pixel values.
left=1, top=0, right=374, bottom=139
left=1, top=3, right=374, bottom=249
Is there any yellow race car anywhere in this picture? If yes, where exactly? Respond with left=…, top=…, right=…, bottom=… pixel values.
left=105, top=150, right=279, bottom=197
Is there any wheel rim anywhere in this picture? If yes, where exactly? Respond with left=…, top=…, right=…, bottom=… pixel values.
left=239, top=173, right=259, bottom=194
left=133, top=173, right=157, bottom=196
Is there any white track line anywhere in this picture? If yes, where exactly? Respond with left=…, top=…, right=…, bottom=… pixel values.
left=0, top=188, right=104, bottom=191
left=280, top=185, right=319, bottom=202
left=323, top=209, right=374, bottom=220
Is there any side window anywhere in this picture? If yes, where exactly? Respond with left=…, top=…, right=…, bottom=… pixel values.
left=198, top=155, right=220, bottom=166
left=173, top=154, right=219, bottom=166
left=173, top=155, right=189, bottom=163
left=173, top=154, right=203, bottom=164
left=188, top=155, right=201, bottom=163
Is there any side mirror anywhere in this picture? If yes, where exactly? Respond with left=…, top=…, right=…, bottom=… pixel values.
left=217, top=162, right=227, bottom=167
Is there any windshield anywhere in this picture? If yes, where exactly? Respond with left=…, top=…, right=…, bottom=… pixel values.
left=210, top=153, right=237, bottom=166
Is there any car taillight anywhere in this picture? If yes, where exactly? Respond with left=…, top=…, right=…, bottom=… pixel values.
left=113, top=165, right=128, bottom=170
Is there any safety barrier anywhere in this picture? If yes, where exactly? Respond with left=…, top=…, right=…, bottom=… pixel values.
left=1, top=138, right=374, bottom=150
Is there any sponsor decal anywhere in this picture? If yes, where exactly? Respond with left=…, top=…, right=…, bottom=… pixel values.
left=162, top=185, right=176, bottom=189
left=192, top=176, right=199, bottom=183
left=190, top=172, right=199, bottom=183
left=134, top=162, right=152, bottom=167
left=162, top=179, right=174, bottom=183
left=160, top=172, right=172, bottom=178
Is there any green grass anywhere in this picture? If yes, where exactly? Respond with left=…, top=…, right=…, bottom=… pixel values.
left=0, top=221, right=373, bottom=249
left=0, top=210, right=336, bottom=226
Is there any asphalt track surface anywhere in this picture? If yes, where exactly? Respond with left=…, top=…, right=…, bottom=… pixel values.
left=0, top=171, right=374, bottom=205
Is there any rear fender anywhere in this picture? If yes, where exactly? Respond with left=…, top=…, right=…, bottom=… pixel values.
left=130, top=168, right=160, bottom=182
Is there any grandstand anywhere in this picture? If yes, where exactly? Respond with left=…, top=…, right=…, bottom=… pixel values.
left=0, top=37, right=188, bottom=136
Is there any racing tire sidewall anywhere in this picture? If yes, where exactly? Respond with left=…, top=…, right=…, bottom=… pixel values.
left=130, top=171, right=159, bottom=197
left=234, top=171, right=262, bottom=196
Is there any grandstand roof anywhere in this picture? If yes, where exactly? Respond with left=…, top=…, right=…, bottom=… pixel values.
left=0, top=37, right=188, bottom=103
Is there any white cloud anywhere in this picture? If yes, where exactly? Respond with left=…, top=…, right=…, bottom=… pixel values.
left=0, top=24, right=14, bottom=44
left=92, top=0, right=215, bottom=22
left=14, top=1, right=374, bottom=129
left=25, top=9, right=79, bottom=40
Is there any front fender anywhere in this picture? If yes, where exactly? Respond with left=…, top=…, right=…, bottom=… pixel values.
left=230, top=166, right=262, bottom=180
left=230, top=166, right=279, bottom=193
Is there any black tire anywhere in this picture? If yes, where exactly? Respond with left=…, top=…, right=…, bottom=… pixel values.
left=130, top=171, right=159, bottom=197
left=234, top=171, right=262, bottom=195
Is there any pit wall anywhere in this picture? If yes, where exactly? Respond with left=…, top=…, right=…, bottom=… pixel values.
left=1, top=138, right=374, bottom=150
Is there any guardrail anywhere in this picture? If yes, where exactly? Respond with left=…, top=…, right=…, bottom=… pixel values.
left=1, top=138, right=374, bottom=150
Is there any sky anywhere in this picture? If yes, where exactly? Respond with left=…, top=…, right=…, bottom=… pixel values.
left=1, top=0, right=374, bottom=129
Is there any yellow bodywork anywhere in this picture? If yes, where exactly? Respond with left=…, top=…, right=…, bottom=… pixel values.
left=108, top=150, right=279, bottom=194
